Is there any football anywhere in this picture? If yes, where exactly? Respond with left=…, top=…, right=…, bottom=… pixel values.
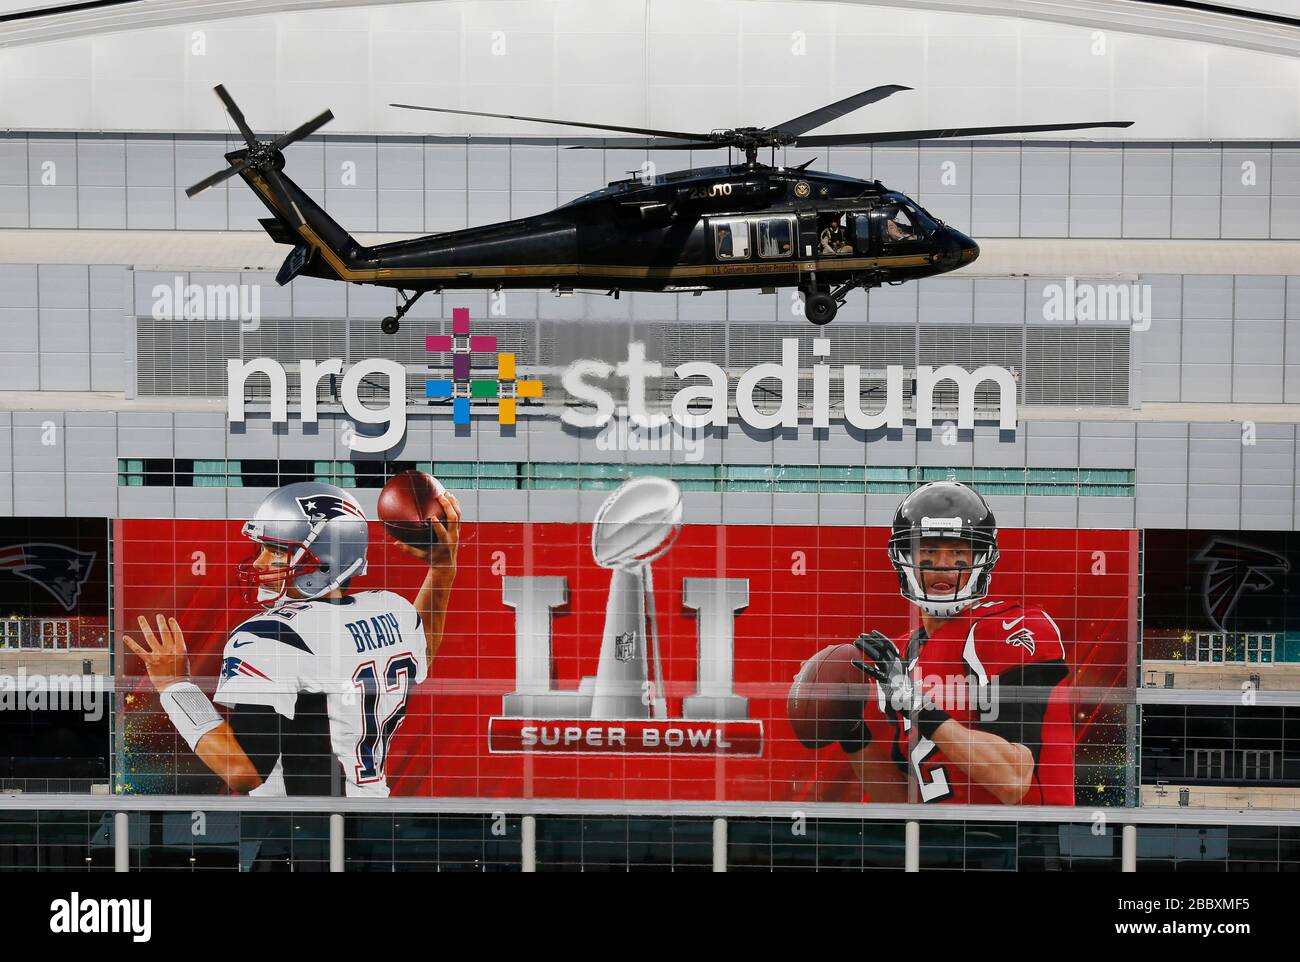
left=787, top=643, right=874, bottom=749
left=377, top=470, right=448, bottom=547
left=591, top=476, right=683, bottom=569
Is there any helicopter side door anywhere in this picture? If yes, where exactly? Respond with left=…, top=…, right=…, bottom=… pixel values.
left=797, top=212, right=819, bottom=259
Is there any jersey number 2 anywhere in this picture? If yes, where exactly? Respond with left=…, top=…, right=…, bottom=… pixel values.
left=353, top=655, right=418, bottom=784
left=910, top=737, right=952, bottom=803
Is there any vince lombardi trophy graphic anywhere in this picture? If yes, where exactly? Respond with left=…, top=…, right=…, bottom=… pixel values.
left=589, top=476, right=683, bottom=720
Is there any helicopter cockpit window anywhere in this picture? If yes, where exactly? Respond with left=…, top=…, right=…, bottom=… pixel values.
left=818, top=213, right=853, bottom=255
left=713, top=219, right=751, bottom=260
left=755, top=216, right=795, bottom=258
left=880, top=205, right=919, bottom=245
left=903, top=200, right=940, bottom=235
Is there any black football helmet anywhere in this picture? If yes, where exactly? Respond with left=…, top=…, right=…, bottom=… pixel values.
left=887, top=481, right=999, bottom=617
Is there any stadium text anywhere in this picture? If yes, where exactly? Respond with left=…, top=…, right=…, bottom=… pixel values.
left=227, top=341, right=1018, bottom=452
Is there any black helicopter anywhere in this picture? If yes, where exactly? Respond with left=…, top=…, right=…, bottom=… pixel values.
left=188, top=85, right=1132, bottom=329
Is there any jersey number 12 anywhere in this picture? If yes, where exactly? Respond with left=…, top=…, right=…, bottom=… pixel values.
left=352, top=655, right=418, bottom=784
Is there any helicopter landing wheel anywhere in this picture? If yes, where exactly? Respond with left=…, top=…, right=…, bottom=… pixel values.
left=380, top=289, right=428, bottom=334
left=804, top=292, right=837, bottom=326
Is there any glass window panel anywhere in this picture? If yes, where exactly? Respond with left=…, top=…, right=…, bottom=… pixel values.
left=756, top=217, right=795, bottom=258
left=866, top=467, right=910, bottom=481
left=819, top=466, right=865, bottom=482
left=529, top=463, right=578, bottom=479
left=724, top=465, right=776, bottom=481
left=712, top=218, right=751, bottom=260
left=579, top=463, right=627, bottom=479
left=773, top=466, right=820, bottom=481
left=976, top=482, right=1026, bottom=496
left=867, top=481, right=912, bottom=494
left=918, top=467, right=973, bottom=482
left=1079, top=468, right=1133, bottom=483
left=1027, top=468, right=1080, bottom=483
left=1079, top=484, right=1132, bottom=497
left=432, top=462, right=477, bottom=479
left=1028, top=482, right=1077, bottom=496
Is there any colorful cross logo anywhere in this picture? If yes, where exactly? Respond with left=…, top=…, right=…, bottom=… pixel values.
left=425, top=308, right=543, bottom=426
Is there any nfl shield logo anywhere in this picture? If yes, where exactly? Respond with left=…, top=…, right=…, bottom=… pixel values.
left=614, top=631, right=637, bottom=663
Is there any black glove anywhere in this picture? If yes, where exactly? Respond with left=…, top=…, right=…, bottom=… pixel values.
left=851, top=630, right=950, bottom=740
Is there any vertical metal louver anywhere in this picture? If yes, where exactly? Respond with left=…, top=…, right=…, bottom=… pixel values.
left=136, top=295, right=1133, bottom=408
left=1024, top=327, right=1130, bottom=405
left=637, top=324, right=727, bottom=407
left=136, top=318, right=240, bottom=397
left=917, top=326, right=1023, bottom=408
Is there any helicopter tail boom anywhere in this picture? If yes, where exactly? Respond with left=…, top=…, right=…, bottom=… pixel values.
left=186, top=85, right=369, bottom=286
left=232, top=157, right=367, bottom=285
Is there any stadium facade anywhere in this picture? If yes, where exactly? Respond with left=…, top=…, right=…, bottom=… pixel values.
left=0, top=0, right=1298, bottom=871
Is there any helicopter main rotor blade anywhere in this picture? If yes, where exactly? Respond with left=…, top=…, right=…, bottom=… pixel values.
left=214, top=84, right=259, bottom=149
left=390, top=103, right=710, bottom=142
left=271, top=109, right=335, bottom=150
left=184, top=157, right=251, bottom=197
left=795, top=120, right=1134, bottom=147
left=770, top=84, right=912, bottom=136
left=562, top=139, right=718, bottom=151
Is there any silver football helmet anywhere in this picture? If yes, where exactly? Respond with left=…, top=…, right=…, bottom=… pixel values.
left=237, top=481, right=369, bottom=607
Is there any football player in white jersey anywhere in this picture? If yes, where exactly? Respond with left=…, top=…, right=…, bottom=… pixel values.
left=125, top=480, right=460, bottom=797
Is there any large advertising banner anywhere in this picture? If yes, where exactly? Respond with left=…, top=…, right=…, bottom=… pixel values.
left=115, top=479, right=1136, bottom=807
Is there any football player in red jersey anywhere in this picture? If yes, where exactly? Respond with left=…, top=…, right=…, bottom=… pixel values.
left=845, top=481, right=1075, bottom=805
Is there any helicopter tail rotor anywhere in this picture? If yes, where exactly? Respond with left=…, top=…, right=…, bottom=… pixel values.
left=186, top=84, right=368, bottom=286
left=185, top=84, right=334, bottom=227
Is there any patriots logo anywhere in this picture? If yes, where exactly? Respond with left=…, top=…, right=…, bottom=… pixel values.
left=221, top=656, right=272, bottom=681
left=0, top=542, right=96, bottom=611
left=1193, top=537, right=1290, bottom=632
left=1006, top=628, right=1036, bottom=654
left=295, top=495, right=365, bottom=522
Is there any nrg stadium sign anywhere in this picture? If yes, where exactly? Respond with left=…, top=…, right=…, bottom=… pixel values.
left=226, top=339, right=1017, bottom=453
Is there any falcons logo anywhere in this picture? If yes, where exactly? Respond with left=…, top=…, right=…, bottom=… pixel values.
left=295, top=495, right=365, bottom=522
left=0, top=542, right=96, bottom=611
left=1006, top=628, right=1036, bottom=654
left=1193, top=538, right=1290, bottom=632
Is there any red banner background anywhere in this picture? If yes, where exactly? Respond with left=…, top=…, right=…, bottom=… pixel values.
left=116, top=520, right=1136, bottom=804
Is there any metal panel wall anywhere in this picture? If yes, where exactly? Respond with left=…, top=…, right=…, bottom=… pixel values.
left=1136, top=275, right=1300, bottom=405
left=11, top=264, right=1300, bottom=407
left=2, top=134, right=1298, bottom=239
left=0, top=401, right=1291, bottom=531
